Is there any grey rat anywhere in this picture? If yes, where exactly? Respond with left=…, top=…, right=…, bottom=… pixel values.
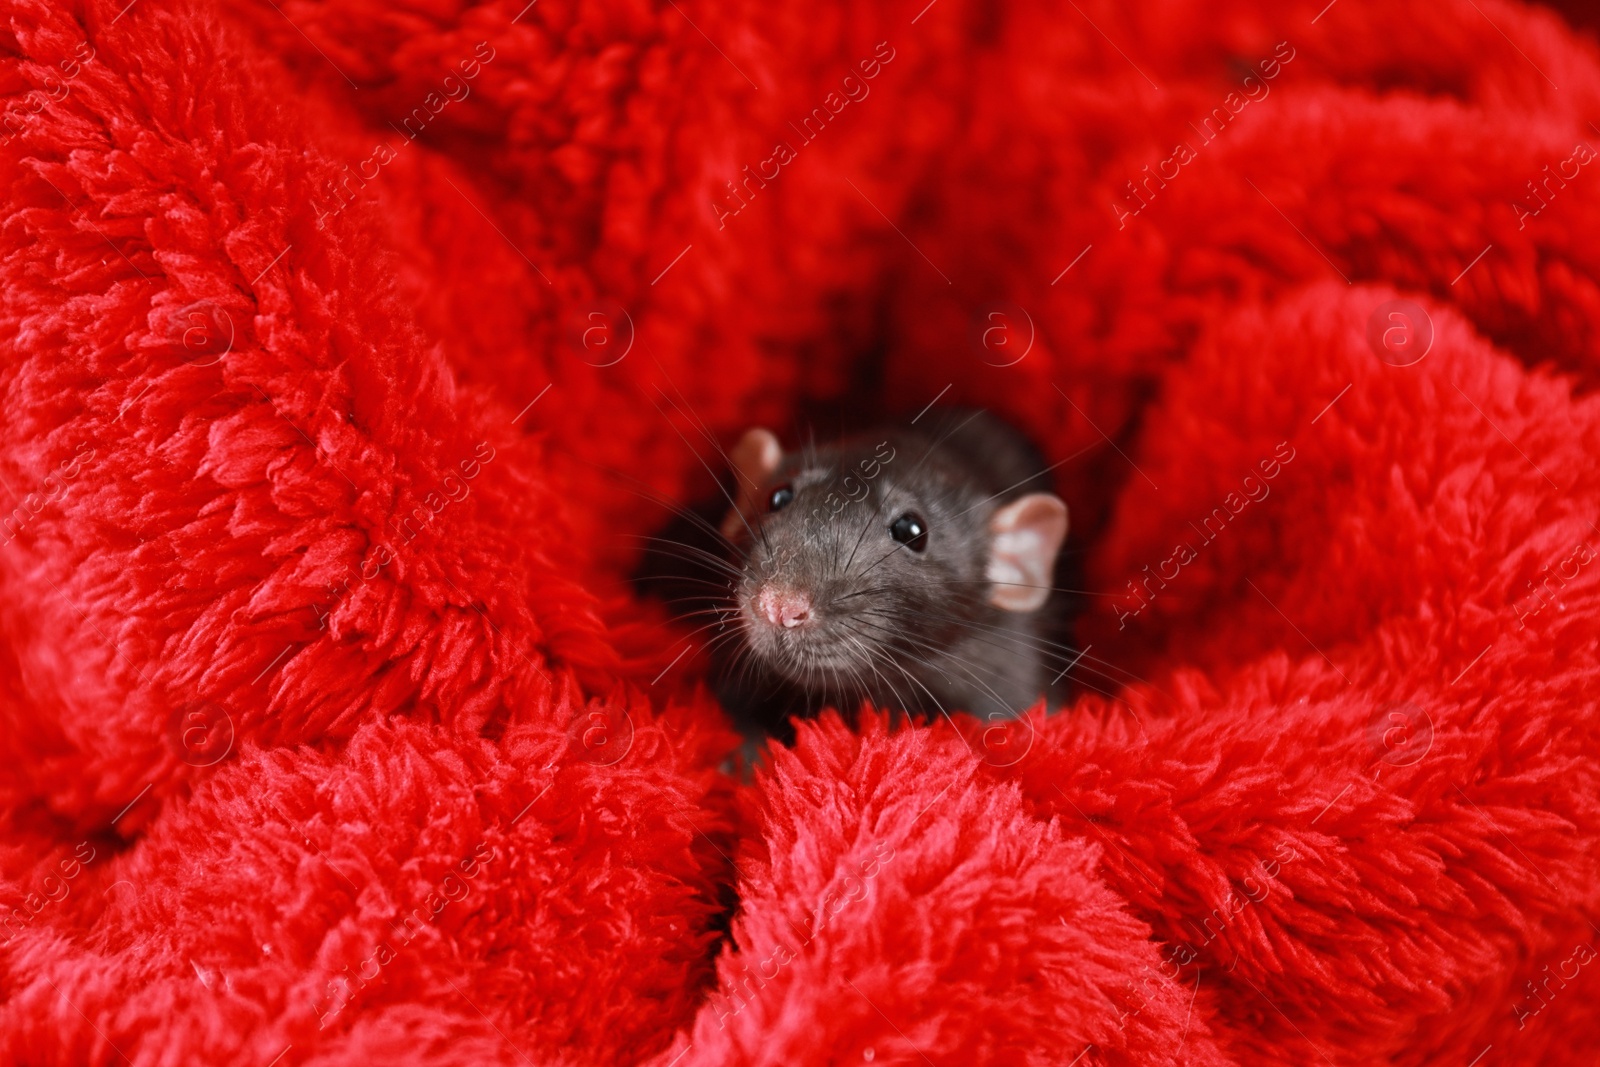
left=712, top=409, right=1070, bottom=738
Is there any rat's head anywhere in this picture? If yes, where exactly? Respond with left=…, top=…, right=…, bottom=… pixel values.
left=717, top=426, right=1068, bottom=697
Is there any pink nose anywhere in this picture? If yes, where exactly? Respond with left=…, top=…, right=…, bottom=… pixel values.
left=758, top=585, right=813, bottom=628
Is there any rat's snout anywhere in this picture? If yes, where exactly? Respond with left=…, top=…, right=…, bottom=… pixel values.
left=757, top=584, right=814, bottom=629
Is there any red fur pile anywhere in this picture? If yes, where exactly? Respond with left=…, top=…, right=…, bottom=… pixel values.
left=2, top=0, right=1598, bottom=1063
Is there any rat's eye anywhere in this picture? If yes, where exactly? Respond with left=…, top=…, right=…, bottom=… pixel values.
left=889, top=512, right=928, bottom=552
left=769, top=484, right=795, bottom=512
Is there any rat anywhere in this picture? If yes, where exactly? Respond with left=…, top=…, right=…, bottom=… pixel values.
left=706, top=409, right=1071, bottom=740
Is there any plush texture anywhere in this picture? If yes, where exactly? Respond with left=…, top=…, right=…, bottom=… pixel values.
left=2, top=0, right=1598, bottom=1064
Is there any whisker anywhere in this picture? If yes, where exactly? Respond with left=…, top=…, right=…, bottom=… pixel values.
left=835, top=412, right=980, bottom=576
left=846, top=615, right=1020, bottom=718
left=949, top=438, right=1100, bottom=521
left=851, top=613, right=1135, bottom=715
left=855, top=604, right=1163, bottom=704
left=833, top=578, right=1122, bottom=603
left=627, top=534, right=745, bottom=579
left=648, top=388, right=770, bottom=556
left=549, top=443, right=736, bottom=551
left=853, top=601, right=1129, bottom=675
left=844, top=471, right=974, bottom=587
left=836, top=621, right=960, bottom=729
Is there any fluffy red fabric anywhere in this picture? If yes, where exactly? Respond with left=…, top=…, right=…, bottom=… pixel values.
left=2, top=0, right=1598, bottom=1063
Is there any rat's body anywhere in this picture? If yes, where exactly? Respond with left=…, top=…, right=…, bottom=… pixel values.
left=710, top=410, right=1071, bottom=739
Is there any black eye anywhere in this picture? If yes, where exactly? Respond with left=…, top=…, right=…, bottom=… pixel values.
left=889, top=512, right=928, bottom=552
left=769, top=484, right=795, bottom=512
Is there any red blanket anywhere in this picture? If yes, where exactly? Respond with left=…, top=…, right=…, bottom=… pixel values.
left=3, top=0, right=1598, bottom=1063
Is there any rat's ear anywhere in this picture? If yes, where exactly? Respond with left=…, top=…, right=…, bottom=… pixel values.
left=986, top=493, right=1068, bottom=612
left=720, top=428, right=783, bottom=539
left=728, top=428, right=782, bottom=488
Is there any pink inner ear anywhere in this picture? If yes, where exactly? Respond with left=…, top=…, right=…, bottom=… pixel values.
left=987, top=493, right=1069, bottom=612
left=721, top=428, right=783, bottom=539
left=730, top=428, right=782, bottom=488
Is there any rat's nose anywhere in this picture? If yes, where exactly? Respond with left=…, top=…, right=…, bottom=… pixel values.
left=758, top=585, right=813, bottom=628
